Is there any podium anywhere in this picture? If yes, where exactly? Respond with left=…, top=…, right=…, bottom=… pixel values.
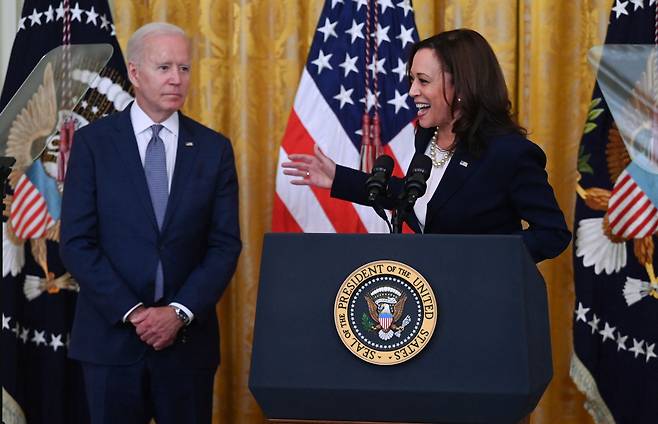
left=249, top=234, right=552, bottom=424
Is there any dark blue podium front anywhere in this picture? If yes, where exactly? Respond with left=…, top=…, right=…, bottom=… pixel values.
left=249, top=234, right=552, bottom=424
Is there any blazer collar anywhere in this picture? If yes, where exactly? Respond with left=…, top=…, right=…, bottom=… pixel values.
left=423, top=142, right=481, bottom=231
left=114, top=105, right=159, bottom=231
left=161, top=116, right=198, bottom=233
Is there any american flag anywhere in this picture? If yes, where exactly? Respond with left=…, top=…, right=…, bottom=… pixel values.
left=1, top=1, right=130, bottom=422
left=273, top=0, right=419, bottom=233
left=571, top=1, right=658, bottom=422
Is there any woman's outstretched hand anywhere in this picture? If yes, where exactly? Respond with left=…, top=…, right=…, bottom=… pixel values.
left=282, top=144, right=336, bottom=189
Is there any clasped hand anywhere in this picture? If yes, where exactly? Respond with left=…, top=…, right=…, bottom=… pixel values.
left=281, top=144, right=337, bottom=188
left=128, top=306, right=183, bottom=351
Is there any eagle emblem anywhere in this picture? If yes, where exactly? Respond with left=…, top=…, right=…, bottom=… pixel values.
left=365, top=286, right=410, bottom=340
left=2, top=50, right=133, bottom=300
left=575, top=45, right=658, bottom=305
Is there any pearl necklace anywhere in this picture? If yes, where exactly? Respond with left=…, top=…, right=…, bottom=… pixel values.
left=429, top=127, right=453, bottom=168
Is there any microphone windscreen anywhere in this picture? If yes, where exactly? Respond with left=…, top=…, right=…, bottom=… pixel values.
left=372, top=154, right=394, bottom=178
left=406, top=154, right=432, bottom=181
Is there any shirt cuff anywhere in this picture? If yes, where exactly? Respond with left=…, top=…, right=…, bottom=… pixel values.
left=169, top=302, right=194, bottom=323
left=123, top=302, right=144, bottom=323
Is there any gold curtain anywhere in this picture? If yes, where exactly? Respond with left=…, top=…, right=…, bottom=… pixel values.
left=111, top=0, right=611, bottom=422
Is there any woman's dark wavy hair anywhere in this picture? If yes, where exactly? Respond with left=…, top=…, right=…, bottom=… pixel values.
left=408, top=29, right=526, bottom=156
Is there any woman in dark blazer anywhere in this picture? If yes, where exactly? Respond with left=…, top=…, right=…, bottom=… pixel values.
left=283, top=28, right=571, bottom=263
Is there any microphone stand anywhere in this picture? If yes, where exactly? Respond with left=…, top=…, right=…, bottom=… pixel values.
left=391, top=197, right=412, bottom=234
left=371, top=195, right=393, bottom=233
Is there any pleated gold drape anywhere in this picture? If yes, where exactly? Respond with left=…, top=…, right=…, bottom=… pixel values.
left=110, top=1, right=612, bottom=422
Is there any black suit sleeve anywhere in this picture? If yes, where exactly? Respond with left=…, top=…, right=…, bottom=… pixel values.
left=171, top=137, right=242, bottom=321
left=331, top=164, right=404, bottom=210
left=60, top=130, right=142, bottom=324
left=509, top=141, right=571, bottom=262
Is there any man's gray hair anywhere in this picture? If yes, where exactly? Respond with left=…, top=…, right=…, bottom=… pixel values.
left=126, top=22, right=188, bottom=64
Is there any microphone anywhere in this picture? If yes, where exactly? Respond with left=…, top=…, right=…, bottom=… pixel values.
left=402, top=154, right=432, bottom=206
left=365, top=155, right=394, bottom=203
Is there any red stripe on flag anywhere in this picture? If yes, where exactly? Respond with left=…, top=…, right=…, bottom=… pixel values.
left=281, top=111, right=368, bottom=233
left=23, top=208, right=48, bottom=239
left=608, top=174, right=633, bottom=215
left=12, top=192, right=42, bottom=232
left=383, top=144, right=405, bottom=178
left=609, top=189, right=644, bottom=230
left=616, top=197, right=651, bottom=237
left=16, top=202, right=46, bottom=238
left=625, top=206, right=657, bottom=239
left=271, top=193, right=303, bottom=233
left=12, top=181, right=36, bottom=213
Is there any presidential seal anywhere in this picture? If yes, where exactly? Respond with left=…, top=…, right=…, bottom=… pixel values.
left=334, top=260, right=437, bottom=365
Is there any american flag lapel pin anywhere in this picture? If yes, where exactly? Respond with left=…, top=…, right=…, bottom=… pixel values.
left=459, top=160, right=468, bottom=167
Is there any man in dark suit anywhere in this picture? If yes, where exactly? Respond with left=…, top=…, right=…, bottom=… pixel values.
left=60, top=22, right=241, bottom=424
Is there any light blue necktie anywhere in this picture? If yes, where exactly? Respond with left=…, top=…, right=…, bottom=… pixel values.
left=144, top=124, right=168, bottom=301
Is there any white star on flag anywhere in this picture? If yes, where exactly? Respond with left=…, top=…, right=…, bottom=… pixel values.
left=587, top=313, right=600, bottom=334
left=646, top=343, right=657, bottom=362
left=367, top=57, right=387, bottom=76
left=397, top=0, right=414, bottom=17
left=612, top=0, right=629, bottom=19
left=360, top=88, right=380, bottom=112
left=629, top=338, right=645, bottom=358
left=56, top=2, right=65, bottom=20
left=616, top=332, right=628, bottom=351
left=44, top=5, right=55, bottom=23
left=71, top=2, right=84, bottom=22
left=28, top=8, right=43, bottom=26
left=100, top=14, right=110, bottom=29
left=630, top=0, right=644, bottom=10
left=392, top=58, right=407, bottom=82
left=317, top=18, right=338, bottom=42
left=599, top=322, right=616, bottom=342
left=387, top=89, right=409, bottom=113
left=334, top=85, right=355, bottom=109
left=376, top=23, right=391, bottom=46
left=86, top=6, right=99, bottom=25
left=354, top=0, right=368, bottom=12
left=312, top=50, right=333, bottom=74
left=20, top=327, right=29, bottom=343
left=1, top=314, right=10, bottom=330
left=574, top=302, right=590, bottom=322
left=346, top=19, right=364, bottom=44
left=339, top=53, right=359, bottom=77
left=50, top=333, right=65, bottom=352
left=379, top=0, right=395, bottom=14
left=32, top=330, right=47, bottom=346
left=396, top=24, right=415, bottom=48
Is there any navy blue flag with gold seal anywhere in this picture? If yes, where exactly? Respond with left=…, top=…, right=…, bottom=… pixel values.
left=571, top=1, right=658, bottom=423
left=1, top=1, right=132, bottom=422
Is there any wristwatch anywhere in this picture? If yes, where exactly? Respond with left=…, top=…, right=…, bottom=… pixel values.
left=170, top=305, right=191, bottom=326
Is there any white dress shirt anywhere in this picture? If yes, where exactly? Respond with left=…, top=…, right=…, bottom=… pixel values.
left=123, top=101, right=194, bottom=324
left=414, top=144, right=453, bottom=233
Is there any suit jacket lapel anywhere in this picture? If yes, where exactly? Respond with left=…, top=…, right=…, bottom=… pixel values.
left=113, top=106, right=159, bottom=232
left=161, top=115, right=199, bottom=233
left=424, top=145, right=480, bottom=230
